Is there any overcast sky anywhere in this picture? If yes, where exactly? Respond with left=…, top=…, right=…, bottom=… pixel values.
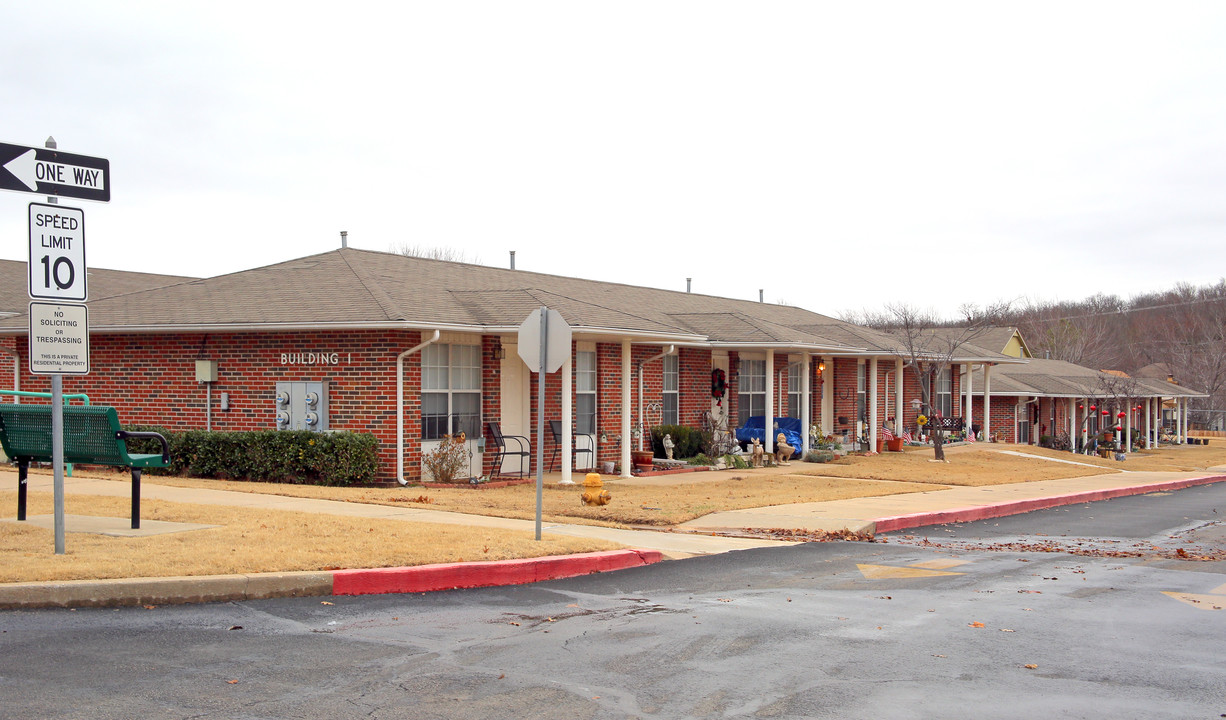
left=2, top=1, right=1224, bottom=319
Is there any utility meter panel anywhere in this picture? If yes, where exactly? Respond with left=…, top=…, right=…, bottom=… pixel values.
left=275, top=381, right=329, bottom=431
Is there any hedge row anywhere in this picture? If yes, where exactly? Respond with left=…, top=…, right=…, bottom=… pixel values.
left=122, top=427, right=379, bottom=486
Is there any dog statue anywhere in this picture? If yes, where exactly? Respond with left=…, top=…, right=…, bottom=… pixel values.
left=776, top=432, right=794, bottom=465
left=750, top=437, right=765, bottom=467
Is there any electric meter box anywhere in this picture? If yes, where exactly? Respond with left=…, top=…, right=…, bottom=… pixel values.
left=195, top=360, right=218, bottom=383
left=274, top=381, right=329, bottom=431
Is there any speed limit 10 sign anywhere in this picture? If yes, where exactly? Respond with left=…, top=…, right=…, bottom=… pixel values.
left=28, top=202, right=86, bottom=302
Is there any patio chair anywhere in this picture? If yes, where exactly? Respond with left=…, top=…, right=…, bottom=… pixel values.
left=486, top=422, right=530, bottom=478
left=549, top=420, right=594, bottom=471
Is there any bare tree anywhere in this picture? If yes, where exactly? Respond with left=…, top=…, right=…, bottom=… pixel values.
left=391, top=243, right=480, bottom=264
left=868, top=302, right=1012, bottom=461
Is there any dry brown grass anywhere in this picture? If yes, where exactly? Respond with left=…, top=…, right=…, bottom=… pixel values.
left=0, top=490, right=620, bottom=584
left=789, top=445, right=1121, bottom=486
left=106, top=472, right=936, bottom=527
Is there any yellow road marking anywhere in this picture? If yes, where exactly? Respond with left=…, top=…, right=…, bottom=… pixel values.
left=857, top=563, right=965, bottom=579
left=909, top=558, right=971, bottom=570
left=1161, top=591, right=1225, bottom=611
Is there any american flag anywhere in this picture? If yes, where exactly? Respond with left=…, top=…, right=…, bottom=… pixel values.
left=965, top=429, right=976, bottom=443
left=881, top=426, right=895, bottom=441
left=902, top=431, right=913, bottom=443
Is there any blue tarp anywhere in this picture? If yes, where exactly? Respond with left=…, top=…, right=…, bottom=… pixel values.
left=735, top=416, right=804, bottom=458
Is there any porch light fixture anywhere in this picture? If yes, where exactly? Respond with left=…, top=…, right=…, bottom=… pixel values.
left=491, top=345, right=506, bottom=360
left=816, top=360, right=826, bottom=380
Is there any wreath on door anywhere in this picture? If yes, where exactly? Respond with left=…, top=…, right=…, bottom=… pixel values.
left=711, top=368, right=727, bottom=405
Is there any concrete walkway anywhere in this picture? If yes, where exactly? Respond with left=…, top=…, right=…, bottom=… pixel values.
left=678, top=469, right=1226, bottom=535
left=7, top=470, right=794, bottom=559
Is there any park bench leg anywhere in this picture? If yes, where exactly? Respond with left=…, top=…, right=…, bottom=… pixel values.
left=17, top=461, right=28, bottom=521
left=131, top=468, right=141, bottom=530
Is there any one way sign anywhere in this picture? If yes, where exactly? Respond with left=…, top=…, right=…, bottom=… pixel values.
left=0, top=142, right=110, bottom=203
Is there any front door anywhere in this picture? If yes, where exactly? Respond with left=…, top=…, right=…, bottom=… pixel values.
left=500, top=344, right=532, bottom=474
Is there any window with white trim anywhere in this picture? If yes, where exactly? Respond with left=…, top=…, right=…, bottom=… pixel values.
left=857, top=361, right=866, bottom=424
left=575, top=350, right=597, bottom=435
left=737, top=358, right=766, bottom=427
left=787, top=362, right=801, bottom=419
left=421, top=343, right=482, bottom=440
left=662, top=354, right=679, bottom=425
left=936, top=367, right=953, bottom=418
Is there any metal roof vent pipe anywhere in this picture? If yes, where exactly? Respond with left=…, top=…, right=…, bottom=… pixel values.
left=687, top=278, right=692, bottom=293
left=510, top=250, right=516, bottom=270
left=340, top=230, right=348, bottom=248
left=759, top=289, right=764, bottom=303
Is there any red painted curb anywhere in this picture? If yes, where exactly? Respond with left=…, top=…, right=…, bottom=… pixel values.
left=873, top=474, right=1226, bottom=534
left=331, top=549, right=664, bottom=597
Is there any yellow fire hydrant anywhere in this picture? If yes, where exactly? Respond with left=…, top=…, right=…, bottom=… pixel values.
left=580, top=472, right=612, bottom=506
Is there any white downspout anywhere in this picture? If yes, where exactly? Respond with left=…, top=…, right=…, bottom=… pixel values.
left=637, top=345, right=676, bottom=451
left=621, top=339, right=631, bottom=478
left=396, top=330, right=441, bottom=485
left=801, top=353, right=811, bottom=457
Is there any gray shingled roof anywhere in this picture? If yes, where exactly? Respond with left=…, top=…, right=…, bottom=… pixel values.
left=0, top=250, right=1071, bottom=367
left=0, top=258, right=193, bottom=316
left=968, top=357, right=1204, bottom=399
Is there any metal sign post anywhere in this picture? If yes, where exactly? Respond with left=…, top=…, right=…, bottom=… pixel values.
left=19, top=136, right=104, bottom=554
left=517, top=307, right=573, bottom=540
left=535, top=308, right=547, bottom=540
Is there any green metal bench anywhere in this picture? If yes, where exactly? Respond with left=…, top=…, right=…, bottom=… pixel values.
left=0, top=404, right=171, bottom=529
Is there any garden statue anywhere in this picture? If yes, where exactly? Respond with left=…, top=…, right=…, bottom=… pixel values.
left=775, top=432, right=794, bottom=465
left=663, top=433, right=675, bottom=460
left=751, top=437, right=765, bottom=467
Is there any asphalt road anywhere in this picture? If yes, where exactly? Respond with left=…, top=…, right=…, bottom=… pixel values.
left=1, top=486, right=1224, bottom=720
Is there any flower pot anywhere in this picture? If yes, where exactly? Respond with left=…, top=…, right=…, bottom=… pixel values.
left=631, top=450, right=654, bottom=470
left=887, top=437, right=904, bottom=452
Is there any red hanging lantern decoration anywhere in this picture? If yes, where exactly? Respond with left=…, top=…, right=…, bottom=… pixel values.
left=1114, top=425, right=1122, bottom=432
left=1117, top=411, right=1126, bottom=418
left=1101, top=409, right=1109, bottom=415
left=1089, top=405, right=1097, bottom=411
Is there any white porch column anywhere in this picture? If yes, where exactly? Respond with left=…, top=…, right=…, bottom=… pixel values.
left=802, top=353, right=811, bottom=457
left=1145, top=398, right=1152, bottom=449
left=560, top=354, right=573, bottom=485
left=983, top=364, right=992, bottom=442
left=964, top=363, right=974, bottom=436
left=765, top=348, right=775, bottom=454
left=821, top=356, right=833, bottom=435
left=1183, top=398, right=1190, bottom=443
left=1176, top=397, right=1184, bottom=444
left=1125, top=400, right=1133, bottom=453
left=894, top=358, right=904, bottom=436
left=869, top=357, right=879, bottom=450
left=620, top=339, right=631, bottom=477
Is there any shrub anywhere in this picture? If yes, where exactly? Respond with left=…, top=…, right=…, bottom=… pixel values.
left=722, top=453, right=749, bottom=469
left=690, top=453, right=713, bottom=466
left=421, top=434, right=468, bottom=484
left=121, top=426, right=379, bottom=486
left=803, top=449, right=835, bottom=463
left=1038, top=435, right=1053, bottom=449
left=651, top=425, right=710, bottom=459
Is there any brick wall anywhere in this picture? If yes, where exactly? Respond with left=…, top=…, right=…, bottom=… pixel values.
left=11, top=329, right=435, bottom=483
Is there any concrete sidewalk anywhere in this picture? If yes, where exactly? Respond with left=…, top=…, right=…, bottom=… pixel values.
left=3, top=465, right=1225, bottom=609
left=678, top=469, right=1226, bottom=535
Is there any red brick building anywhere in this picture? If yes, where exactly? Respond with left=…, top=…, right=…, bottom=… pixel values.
left=4, top=251, right=1189, bottom=484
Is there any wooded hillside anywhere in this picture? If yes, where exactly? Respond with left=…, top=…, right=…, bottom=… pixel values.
left=1004, top=281, right=1226, bottom=429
